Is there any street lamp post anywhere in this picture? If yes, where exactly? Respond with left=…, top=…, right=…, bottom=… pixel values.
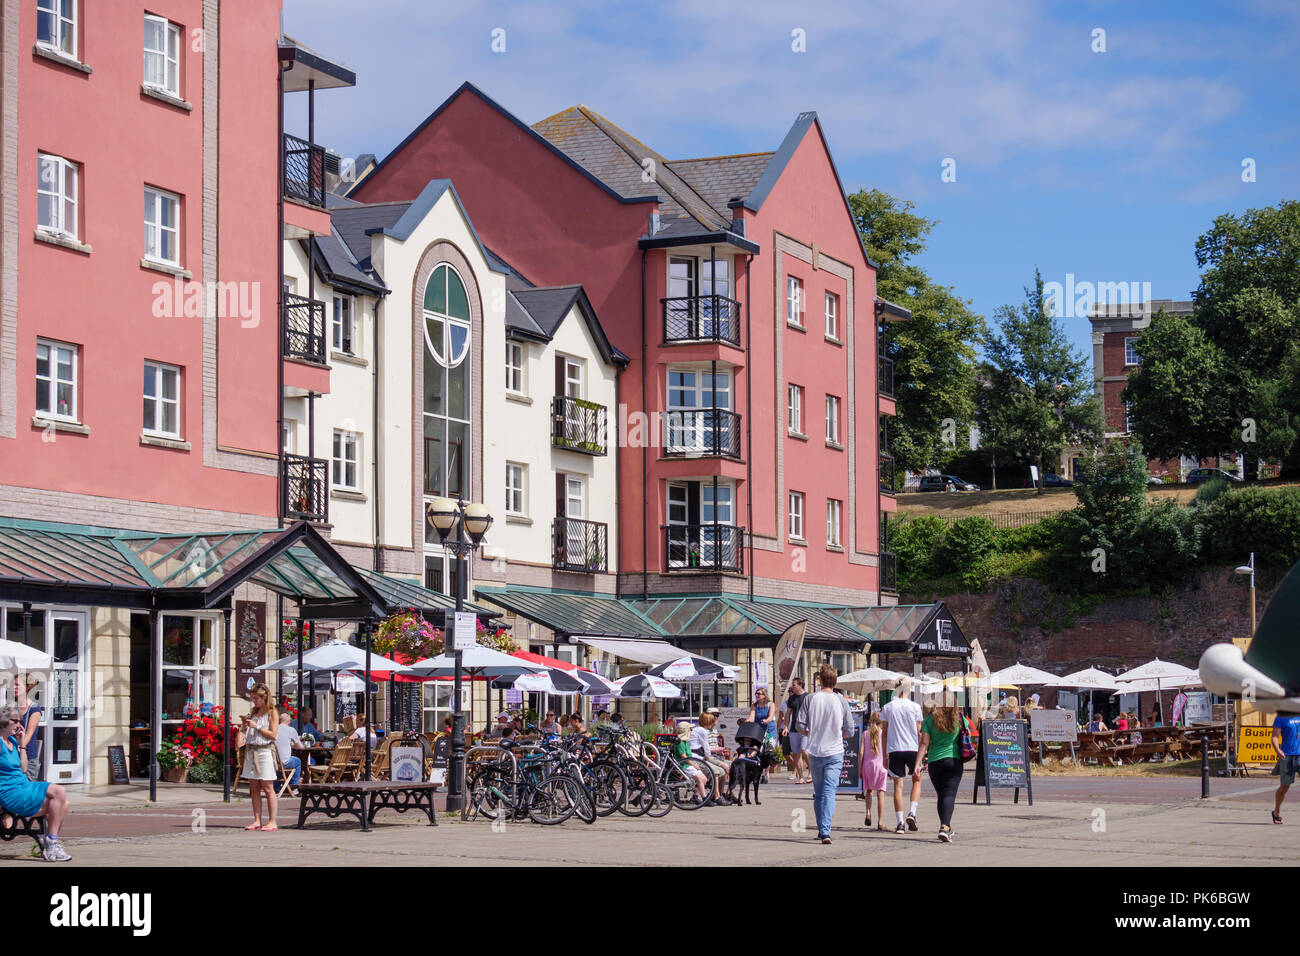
left=1228, top=552, right=1257, bottom=776
left=427, top=495, right=493, bottom=812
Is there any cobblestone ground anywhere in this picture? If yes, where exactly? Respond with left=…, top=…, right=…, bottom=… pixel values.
left=2, top=774, right=1294, bottom=867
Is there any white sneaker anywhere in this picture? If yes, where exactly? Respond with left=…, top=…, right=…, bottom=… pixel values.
left=938, top=829, right=952, bottom=843
left=42, top=836, right=71, bottom=862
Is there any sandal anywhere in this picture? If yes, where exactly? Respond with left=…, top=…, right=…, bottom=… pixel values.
left=261, top=824, right=279, bottom=832
left=1272, top=810, right=1283, bottom=824
left=244, top=823, right=262, bottom=831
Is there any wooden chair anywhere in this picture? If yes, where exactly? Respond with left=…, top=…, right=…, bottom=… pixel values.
left=305, top=740, right=356, bottom=784
left=272, top=747, right=297, bottom=797
left=367, top=734, right=398, bottom=781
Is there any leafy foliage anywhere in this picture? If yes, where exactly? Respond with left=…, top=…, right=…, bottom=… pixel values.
left=937, top=516, right=998, bottom=574
left=1200, top=486, right=1300, bottom=568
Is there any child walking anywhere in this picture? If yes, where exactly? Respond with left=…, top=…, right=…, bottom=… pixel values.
left=861, top=711, right=889, bottom=830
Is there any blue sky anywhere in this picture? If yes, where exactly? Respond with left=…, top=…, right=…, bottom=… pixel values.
left=283, top=0, right=1299, bottom=362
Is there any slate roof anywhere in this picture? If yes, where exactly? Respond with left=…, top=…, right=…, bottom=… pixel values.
left=668, top=152, right=775, bottom=217
left=329, top=200, right=411, bottom=270
left=309, top=226, right=387, bottom=295
left=511, top=286, right=586, bottom=338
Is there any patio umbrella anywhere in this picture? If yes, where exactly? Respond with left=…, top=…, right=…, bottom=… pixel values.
left=1059, top=667, right=1120, bottom=689
left=647, top=655, right=738, bottom=682
left=408, top=645, right=545, bottom=677
left=0, top=639, right=52, bottom=672
left=258, top=640, right=410, bottom=675
left=284, top=670, right=373, bottom=694
left=1113, top=659, right=1200, bottom=723
left=493, top=668, right=585, bottom=696
left=985, top=662, right=1069, bottom=686
left=836, top=667, right=912, bottom=693
left=611, top=674, right=682, bottom=699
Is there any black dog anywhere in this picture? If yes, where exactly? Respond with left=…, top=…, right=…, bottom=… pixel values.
left=727, top=739, right=779, bottom=805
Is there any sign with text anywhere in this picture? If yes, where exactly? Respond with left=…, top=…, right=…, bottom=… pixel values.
left=973, top=719, right=1032, bottom=804
left=1029, top=708, right=1077, bottom=742
left=713, top=707, right=753, bottom=751
left=1237, top=725, right=1276, bottom=765
left=836, top=712, right=864, bottom=794
left=390, top=746, right=424, bottom=783
left=910, top=606, right=971, bottom=658
left=446, top=610, right=476, bottom=650
left=1183, top=692, right=1213, bottom=725
left=106, top=745, right=130, bottom=785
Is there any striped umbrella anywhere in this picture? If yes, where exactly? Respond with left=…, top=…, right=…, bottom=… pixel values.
left=647, top=655, right=737, bottom=682
left=611, top=674, right=682, bottom=699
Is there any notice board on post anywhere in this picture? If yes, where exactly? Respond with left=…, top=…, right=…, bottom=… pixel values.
left=973, top=718, right=1032, bottom=805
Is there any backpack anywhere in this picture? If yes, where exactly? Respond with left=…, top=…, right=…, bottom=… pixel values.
left=958, top=715, right=979, bottom=762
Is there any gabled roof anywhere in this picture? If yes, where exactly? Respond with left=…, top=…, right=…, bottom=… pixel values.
left=363, top=179, right=509, bottom=276
left=308, top=227, right=388, bottom=296
left=352, top=81, right=659, bottom=208
left=668, top=152, right=774, bottom=217
left=330, top=200, right=410, bottom=271
left=509, top=285, right=629, bottom=367
left=533, top=105, right=728, bottom=230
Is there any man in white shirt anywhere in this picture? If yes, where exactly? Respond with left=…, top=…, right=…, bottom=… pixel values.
left=879, top=679, right=924, bottom=833
left=275, top=712, right=303, bottom=791
left=793, top=665, right=856, bottom=844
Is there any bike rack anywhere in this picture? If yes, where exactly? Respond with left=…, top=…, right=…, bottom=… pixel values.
left=461, top=744, right=552, bottom=821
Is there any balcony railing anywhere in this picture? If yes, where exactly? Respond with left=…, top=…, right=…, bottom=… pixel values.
left=283, top=293, right=327, bottom=364
left=282, top=454, right=329, bottom=523
left=664, top=524, right=745, bottom=573
left=662, top=408, right=742, bottom=459
left=878, top=356, right=894, bottom=398
left=553, top=517, right=609, bottom=573
left=880, top=552, right=898, bottom=593
left=880, top=453, right=896, bottom=495
left=662, top=295, right=742, bottom=346
left=551, top=396, right=607, bottom=456
left=283, top=133, right=326, bottom=208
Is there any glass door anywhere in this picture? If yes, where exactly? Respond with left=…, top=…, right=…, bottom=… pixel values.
left=700, top=257, right=730, bottom=337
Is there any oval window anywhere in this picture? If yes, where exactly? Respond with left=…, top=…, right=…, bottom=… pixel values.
left=423, top=263, right=471, bottom=368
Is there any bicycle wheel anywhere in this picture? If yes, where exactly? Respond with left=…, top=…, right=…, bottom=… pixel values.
left=619, top=762, right=655, bottom=817
left=670, top=772, right=708, bottom=811
left=466, top=766, right=505, bottom=820
left=588, top=761, right=629, bottom=817
left=527, top=773, right=579, bottom=826
left=643, top=782, right=673, bottom=818
left=566, top=771, right=597, bottom=824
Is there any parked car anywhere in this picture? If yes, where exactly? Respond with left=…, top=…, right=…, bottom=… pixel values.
left=918, top=474, right=980, bottom=492
left=1023, top=473, right=1074, bottom=488
left=1186, top=468, right=1242, bottom=485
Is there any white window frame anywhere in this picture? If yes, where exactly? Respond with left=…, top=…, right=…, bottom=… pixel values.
left=505, top=342, right=525, bottom=394
left=36, top=0, right=76, bottom=59
left=788, top=384, right=803, bottom=435
left=159, top=614, right=219, bottom=733
left=827, top=499, right=842, bottom=547
left=505, top=462, right=526, bottom=516
left=37, top=153, right=78, bottom=241
left=788, top=491, right=805, bottom=541
left=564, top=357, right=584, bottom=399
left=332, top=429, right=361, bottom=492
left=144, top=186, right=180, bottom=266
left=1124, top=337, right=1140, bottom=367
left=825, top=395, right=840, bottom=444
left=1124, top=401, right=1133, bottom=435
left=332, top=295, right=355, bottom=354
left=142, top=361, right=181, bottom=438
left=143, top=14, right=181, bottom=98
left=35, top=338, right=78, bottom=422
left=787, top=276, right=803, bottom=326
left=825, top=292, right=838, bottom=339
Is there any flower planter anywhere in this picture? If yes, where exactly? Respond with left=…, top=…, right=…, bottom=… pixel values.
left=160, top=765, right=189, bottom=783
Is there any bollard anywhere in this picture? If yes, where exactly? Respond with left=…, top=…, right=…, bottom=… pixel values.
left=1200, top=733, right=1210, bottom=798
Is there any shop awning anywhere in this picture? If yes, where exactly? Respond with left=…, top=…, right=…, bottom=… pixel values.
left=575, top=636, right=694, bottom=667
left=475, top=585, right=969, bottom=656
left=0, top=517, right=492, bottom=621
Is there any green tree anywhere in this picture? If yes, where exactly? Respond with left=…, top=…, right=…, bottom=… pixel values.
left=849, top=189, right=983, bottom=476
left=1125, top=201, right=1300, bottom=471
left=981, top=268, right=1102, bottom=491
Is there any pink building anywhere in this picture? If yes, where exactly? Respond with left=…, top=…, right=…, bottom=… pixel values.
left=349, top=83, right=902, bottom=608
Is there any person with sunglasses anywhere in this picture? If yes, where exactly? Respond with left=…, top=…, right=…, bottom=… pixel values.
left=0, top=703, right=70, bottom=861
left=539, top=711, right=560, bottom=736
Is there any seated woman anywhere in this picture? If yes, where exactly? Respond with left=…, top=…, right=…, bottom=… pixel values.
left=690, top=713, right=729, bottom=803
left=348, top=714, right=378, bottom=747
left=0, top=704, right=71, bottom=861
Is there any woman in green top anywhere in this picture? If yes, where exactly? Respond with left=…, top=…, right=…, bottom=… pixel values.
left=915, top=696, right=963, bottom=843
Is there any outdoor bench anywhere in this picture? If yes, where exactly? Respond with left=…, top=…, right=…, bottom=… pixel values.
left=295, top=780, right=440, bottom=832
left=0, top=801, right=45, bottom=852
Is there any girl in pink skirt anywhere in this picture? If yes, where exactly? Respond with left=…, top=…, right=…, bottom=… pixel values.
left=861, top=711, right=889, bottom=830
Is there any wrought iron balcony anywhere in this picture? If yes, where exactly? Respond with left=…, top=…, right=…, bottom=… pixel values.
left=283, top=133, right=326, bottom=208
left=283, top=293, right=326, bottom=364
left=662, top=408, right=742, bottom=459
left=553, top=517, right=609, bottom=573
left=282, top=454, right=328, bottom=522
left=664, top=524, right=745, bottom=573
left=880, top=551, right=898, bottom=593
left=878, top=356, right=894, bottom=398
left=551, top=396, right=607, bottom=456
left=880, top=452, right=896, bottom=495
left=662, top=295, right=741, bottom=346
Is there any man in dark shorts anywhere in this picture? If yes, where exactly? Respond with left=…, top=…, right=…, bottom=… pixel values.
left=879, top=680, right=924, bottom=833
left=780, top=679, right=809, bottom=783
left=1272, top=711, right=1300, bottom=823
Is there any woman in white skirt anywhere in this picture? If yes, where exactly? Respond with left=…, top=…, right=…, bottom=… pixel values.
left=239, top=684, right=280, bottom=831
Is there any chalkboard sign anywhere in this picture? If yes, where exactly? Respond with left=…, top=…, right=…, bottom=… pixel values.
left=107, top=745, right=130, bottom=785
left=973, top=719, right=1031, bottom=805
left=653, top=733, right=679, bottom=754
left=837, top=712, right=864, bottom=794
left=430, top=735, right=451, bottom=785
